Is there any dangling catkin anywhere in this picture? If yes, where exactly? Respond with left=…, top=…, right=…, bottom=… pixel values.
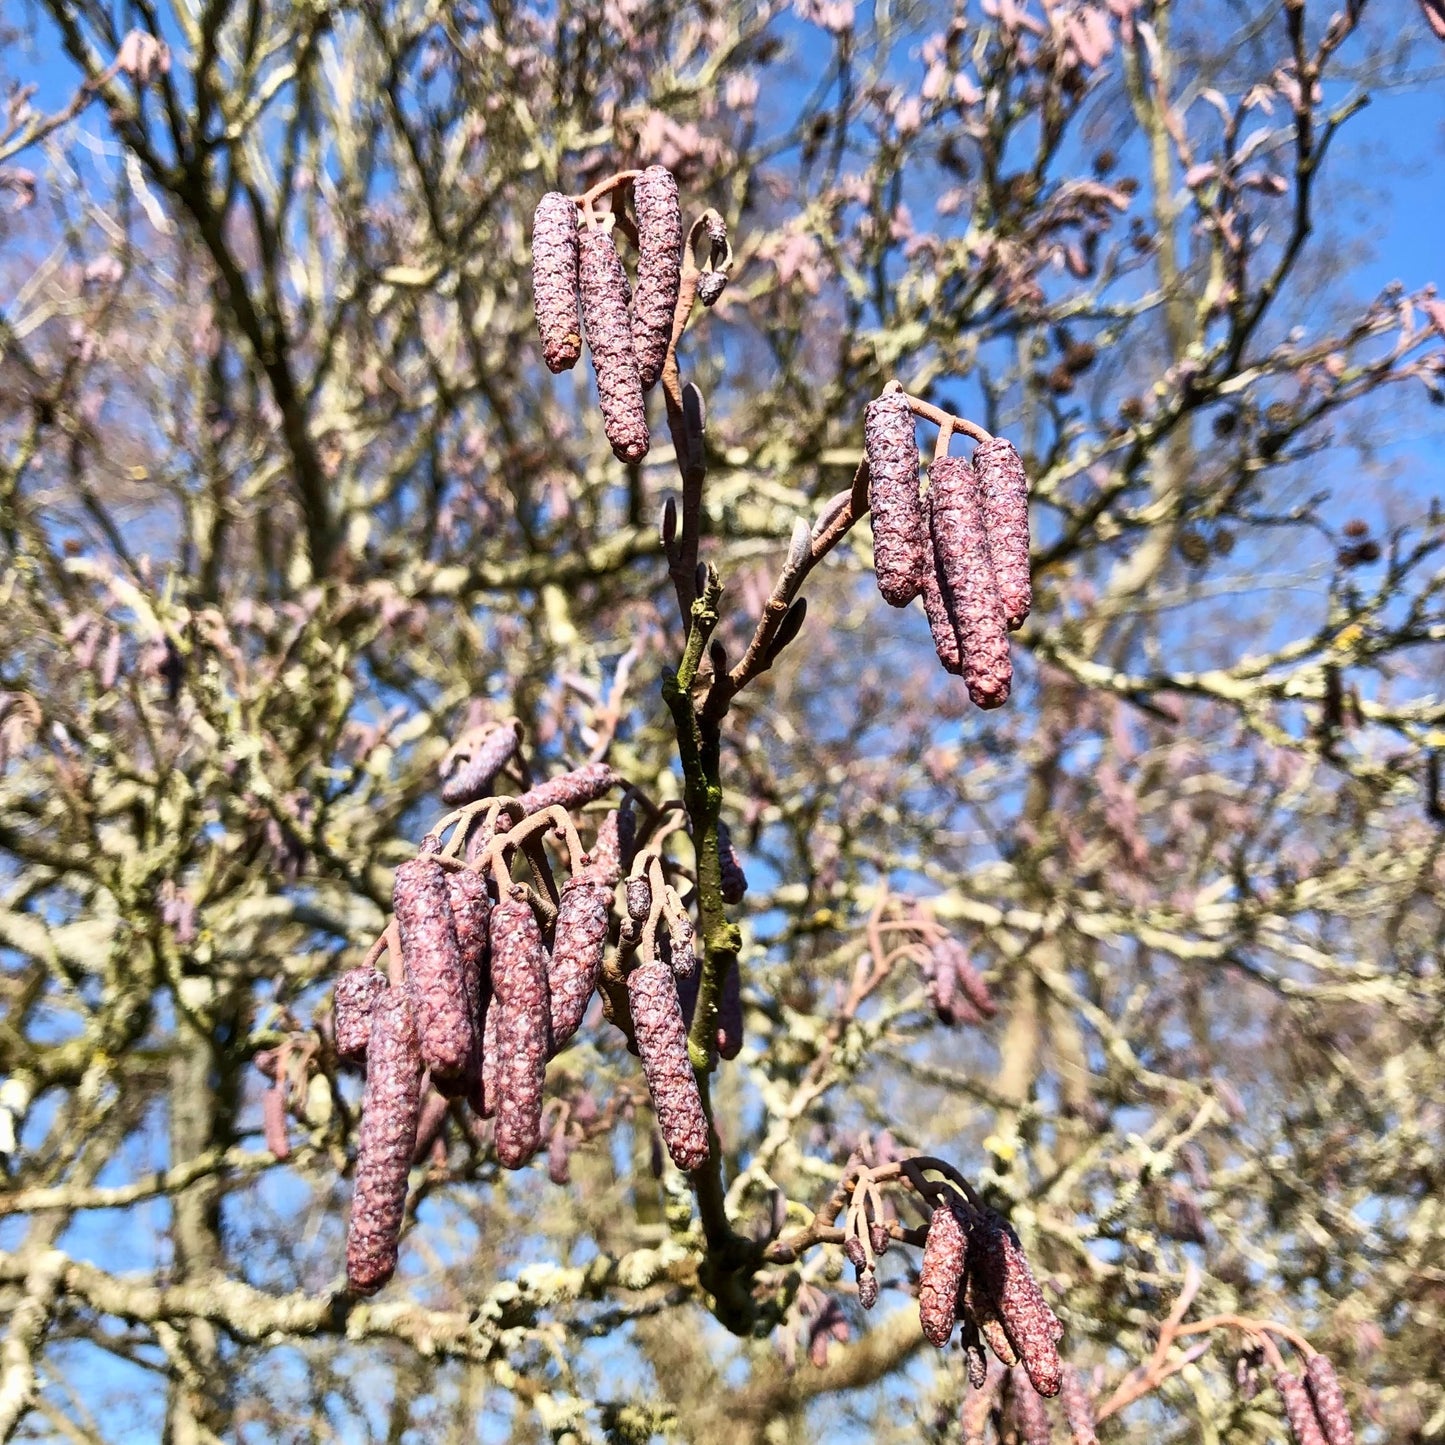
left=975, top=1211, right=1062, bottom=1397
left=548, top=876, right=611, bottom=1049
left=918, top=1202, right=968, bottom=1347
left=531, top=192, right=582, bottom=373
left=346, top=986, right=423, bottom=1294
left=491, top=893, right=550, bottom=1168
left=513, top=763, right=619, bottom=817
left=920, top=498, right=963, bottom=676
left=631, top=166, right=684, bottom=390
left=929, top=455, right=1012, bottom=709
left=627, top=960, right=709, bottom=1170
left=1277, top=1370, right=1328, bottom=1445
left=432, top=866, right=491, bottom=1100
left=1059, top=1365, right=1098, bottom=1445
left=334, top=967, right=386, bottom=1060
left=579, top=227, right=649, bottom=463
left=864, top=390, right=926, bottom=607
left=441, top=720, right=521, bottom=806
left=974, top=436, right=1032, bottom=629
left=1304, top=1354, right=1355, bottom=1445
left=392, top=858, right=474, bottom=1081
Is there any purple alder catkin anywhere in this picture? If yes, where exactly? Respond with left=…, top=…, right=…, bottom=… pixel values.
left=548, top=876, right=611, bottom=1048
left=346, top=986, right=423, bottom=1294
left=441, top=720, right=521, bottom=806
left=432, top=866, right=491, bottom=1100
left=1304, top=1354, right=1355, bottom=1445
left=631, top=165, right=684, bottom=390
left=1059, top=1365, right=1099, bottom=1445
left=962, top=1317, right=989, bottom=1390
left=974, top=436, right=1032, bottom=630
left=491, top=893, right=551, bottom=1168
left=532, top=192, right=582, bottom=373
left=627, top=960, right=710, bottom=1170
left=717, top=819, right=748, bottom=904
left=864, top=389, right=926, bottom=607
left=929, top=455, right=1013, bottom=709
left=1010, top=1365, right=1055, bottom=1445
left=334, top=967, right=387, bottom=1060
left=392, top=858, right=474, bottom=1081
left=919, top=497, right=963, bottom=676
left=586, top=805, right=635, bottom=887
left=716, top=957, right=743, bottom=1059
left=1277, top=1370, right=1329, bottom=1445
left=976, top=1212, right=1063, bottom=1397
left=531, top=192, right=580, bottom=372
left=579, top=227, right=649, bottom=463
left=918, top=1202, right=968, bottom=1346
left=513, top=763, right=619, bottom=817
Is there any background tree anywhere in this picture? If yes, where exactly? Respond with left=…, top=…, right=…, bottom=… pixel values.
left=1, top=1, right=1444, bottom=1441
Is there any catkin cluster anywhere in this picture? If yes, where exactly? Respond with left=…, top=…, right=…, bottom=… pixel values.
left=337, top=765, right=635, bottom=1294
left=529, top=166, right=690, bottom=463
left=863, top=388, right=1033, bottom=709
left=916, top=1196, right=1064, bottom=1401
left=336, top=758, right=724, bottom=1293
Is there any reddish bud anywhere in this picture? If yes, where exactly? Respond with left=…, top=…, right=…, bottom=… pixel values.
left=717, top=819, right=748, bottom=904
left=716, top=957, right=743, bottom=1059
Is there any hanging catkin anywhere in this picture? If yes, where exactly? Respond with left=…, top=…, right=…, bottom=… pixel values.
left=1304, top=1355, right=1354, bottom=1445
left=974, top=436, right=1032, bottom=630
left=491, top=893, right=550, bottom=1168
left=631, top=166, right=684, bottom=390
left=920, top=496, right=963, bottom=676
left=1009, top=1365, right=1055, bottom=1445
left=1059, top=1365, right=1099, bottom=1445
left=628, top=960, right=710, bottom=1170
left=929, top=455, right=1013, bottom=709
left=864, top=390, right=926, bottom=607
left=334, top=967, right=386, bottom=1060
left=431, top=866, right=490, bottom=1100
left=918, top=1202, right=968, bottom=1346
left=548, top=876, right=611, bottom=1048
left=1277, top=1370, right=1328, bottom=1445
left=392, top=858, right=474, bottom=1081
left=975, top=1212, right=1063, bottom=1397
left=512, top=763, right=619, bottom=818
left=531, top=192, right=582, bottom=373
left=346, top=986, right=423, bottom=1294
left=441, top=720, right=521, bottom=806
left=579, top=227, right=650, bottom=463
